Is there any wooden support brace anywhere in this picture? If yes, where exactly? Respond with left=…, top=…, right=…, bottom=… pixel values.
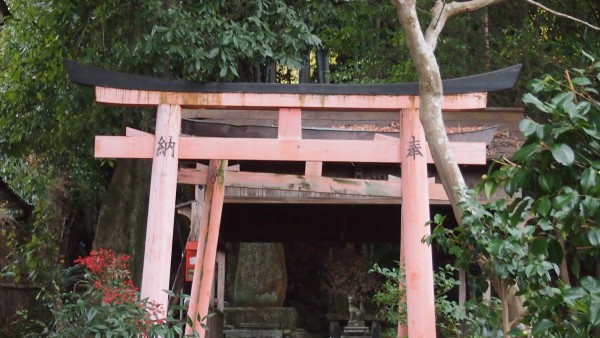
left=400, top=108, right=436, bottom=337
left=186, top=160, right=228, bottom=337
left=216, top=251, right=226, bottom=312
left=140, top=104, right=181, bottom=314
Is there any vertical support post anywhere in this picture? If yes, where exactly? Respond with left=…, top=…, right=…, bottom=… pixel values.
left=186, top=160, right=228, bottom=337
left=305, top=161, right=323, bottom=176
left=400, top=108, right=436, bottom=337
left=398, top=233, right=408, bottom=337
left=278, top=107, right=302, bottom=140
left=216, top=251, right=226, bottom=312
left=140, top=103, right=181, bottom=314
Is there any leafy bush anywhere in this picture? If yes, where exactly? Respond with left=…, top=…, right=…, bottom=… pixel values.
left=429, top=51, right=600, bottom=336
left=15, top=248, right=196, bottom=338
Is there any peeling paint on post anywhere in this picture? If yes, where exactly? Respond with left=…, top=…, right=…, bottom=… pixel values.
left=140, top=104, right=181, bottom=315
left=400, top=108, right=436, bottom=337
left=186, top=159, right=227, bottom=338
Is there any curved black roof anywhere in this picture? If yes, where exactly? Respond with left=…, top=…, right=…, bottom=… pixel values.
left=65, top=60, right=521, bottom=96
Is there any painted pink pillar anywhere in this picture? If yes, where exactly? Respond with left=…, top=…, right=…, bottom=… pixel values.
left=186, top=160, right=228, bottom=337
left=140, top=103, right=182, bottom=314
left=398, top=234, right=408, bottom=337
left=400, top=108, right=436, bottom=337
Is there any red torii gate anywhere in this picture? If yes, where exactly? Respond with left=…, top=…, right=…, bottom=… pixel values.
left=66, top=61, right=520, bottom=338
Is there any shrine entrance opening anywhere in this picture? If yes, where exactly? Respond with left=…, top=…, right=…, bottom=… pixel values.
left=66, top=61, right=520, bottom=338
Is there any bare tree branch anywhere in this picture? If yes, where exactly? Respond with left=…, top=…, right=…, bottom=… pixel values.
left=426, top=0, right=506, bottom=50
left=525, top=0, right=600, bottom=31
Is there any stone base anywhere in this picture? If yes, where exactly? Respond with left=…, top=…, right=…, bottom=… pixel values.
left=224, top=307, right=300, bottom=331
left=226, top=329, right=283, bottom=338
left=341, top=321, right=370, bottom=338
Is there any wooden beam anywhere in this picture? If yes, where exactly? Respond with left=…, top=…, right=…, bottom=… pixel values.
left=178, top=168, right=403, bottom=197
left=400, top=108, right=436, bottom=337
left=95, top=135, right=487, bottom=164
left=186, top=160, right=227, bottom=337
left=125, top=127, right=152, bottom=137
left=95, top=87, right=487, bottom=111
left=140, top=104, right=181, bottom=315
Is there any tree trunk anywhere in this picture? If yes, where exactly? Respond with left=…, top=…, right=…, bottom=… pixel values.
left=93, top=159, right=152, bottom=287
left=391, top=0, right=526, bottom=332
left=392, top=0, right=466, bottom=230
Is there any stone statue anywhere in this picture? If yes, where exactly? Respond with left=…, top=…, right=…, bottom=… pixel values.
left=347, top=296, right=365, bottom=323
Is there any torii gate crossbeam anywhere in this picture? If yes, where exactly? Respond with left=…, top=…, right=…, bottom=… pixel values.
left=66, top=61, right=521, bottom=338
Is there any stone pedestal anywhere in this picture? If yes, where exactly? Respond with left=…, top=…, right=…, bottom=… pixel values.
left=341, top=321, right=370, bottom=338
left=224, top=307, right=303, bottom=338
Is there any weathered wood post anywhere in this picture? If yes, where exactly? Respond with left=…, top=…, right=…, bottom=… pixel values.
left=140, top=104, right=182, bottom=314
left=398, top=233, right=408, bottom=337
left=400, top=108, right=436, bottom=337
left=186, top=159, right=228, bottom=337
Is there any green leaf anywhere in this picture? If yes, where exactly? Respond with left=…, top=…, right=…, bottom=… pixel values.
left=584, top=128, right=600, bottom=140
left=553, top=187, right=579, bottom=212
left=523, top=93, right=550, bottom=113
left=591, top=301, right=600, bottom=325
left=581, top=168, right=597, bottom=193
left=582, top=50, right=595, bottom=62
left=583, top=196, right=600, bottom=215
left=588, top=228, right=600, bottom=247
left=512, top=143, right=540, bottom=162
left=537, top=218, right=553, bottom=231
left=564, top=286, right=587, bottom=305
left=87, top=307, right=98, bottom=322
left=483, top=180, right=497, bottom=199
left=207, top=48, right=220, bottom=59
left=530, top=237, right=548, bottom=257
left=536, top=197, right=551, bottom=217
left=531, top=319, right=555, bottom=335
left=580, top=276, right=600, bottom=294
left=536, top=124, right=550, bottom=139
left=551, top=144, right=575, bottom=165
left=551, top=91, right=574, bottom=107
left=519, top=118, right=538, bottom=136
left=572, top=77, right=592, bottom=86
left=229, top=65, right=239, bottom=77
left=538, top=173, right=554, bottom=193
left=529, top=79, right=546, bottom=93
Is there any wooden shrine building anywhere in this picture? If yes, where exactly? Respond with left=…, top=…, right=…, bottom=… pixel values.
left=66, top=61, right=522, bottom=338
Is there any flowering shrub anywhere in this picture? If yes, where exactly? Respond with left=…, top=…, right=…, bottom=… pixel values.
left=44, top=249, right=193, bottom=337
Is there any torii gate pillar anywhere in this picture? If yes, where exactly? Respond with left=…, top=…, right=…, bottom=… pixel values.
left=140, top=104, right=182, bottom=311
left=400, top=108, right=436, bottom=337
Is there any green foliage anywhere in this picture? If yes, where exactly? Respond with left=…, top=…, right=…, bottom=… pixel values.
left=369, top=262, right=503, bottom=337
left=294, top=0, right=415, bottom=84
left=13, top=249, right=199, bottom=337
left=143, top=0, right=320, bottom=80
left=0, top=0, right=320, bottom=308
left=430, top=53, right=600, bottom=336
left=369, top=262, right=407, bottom=327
